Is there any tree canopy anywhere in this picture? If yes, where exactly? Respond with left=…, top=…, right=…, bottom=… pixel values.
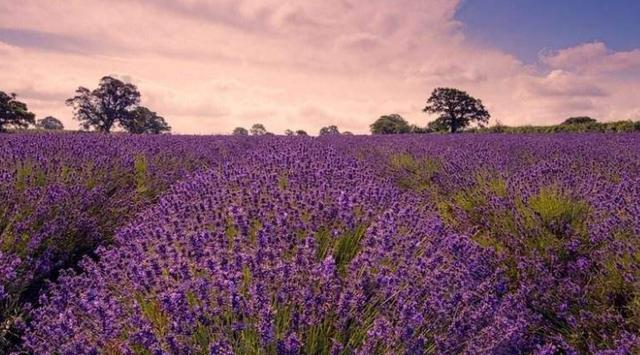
left=370, top=114, right=411, bottom=134
left=295, top=130, right=308, bottom=136
left=427, top=119, right=450, bottom=133
left=284, top=129, right=294, bottom=136
left=233, top=127, right=249, bottom=136
left=0, top=92, right=35, bottom=132
left=250, top=123, right=267, bottom=136
left=66, top=76, right=140, bottom=132
left=122, top=107, right=171, bottom=134
left=319, top=125, right=340, bottom=136
left=37, top=116, right=64, bottom=130
left=423, top=88, right=490, bottom=133
left=65, top=76, right=169, bottom=134
left=409, top=124, right=429, bottom=134
left=562, top=116, right=597, bottom=125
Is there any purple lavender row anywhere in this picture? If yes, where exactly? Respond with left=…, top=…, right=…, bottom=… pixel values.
left=23, top=138, right=500, bottom=353
left=0, top=133, right=256, bottom=350
left=346, top=133, right=640, bottom=353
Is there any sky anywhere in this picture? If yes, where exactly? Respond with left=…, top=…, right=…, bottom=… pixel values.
left=0, top=0, right=639, bottom=134
left=457, top=0, right=640, bottom=63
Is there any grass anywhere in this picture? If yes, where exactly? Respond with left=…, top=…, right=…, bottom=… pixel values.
left=388, top=153, right=442, bottom=192
left=314, top=224, right=368, bottom=276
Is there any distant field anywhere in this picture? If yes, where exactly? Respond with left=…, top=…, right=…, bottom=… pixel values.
left=2, top=133, right=640, bottom=353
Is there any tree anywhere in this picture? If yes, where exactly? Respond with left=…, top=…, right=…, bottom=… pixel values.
left=427, top=119, right=450, bottom=133
left=562, top=116, right=597, bottom=125
left=423, top=88, right=490, bottom=133
left=233, top=127, right=248, bottom=136
left=250, top=123, right=267, bottom=136
left=0, top=92, right=35, bottom=132
left=296, top=130, right=308, bottom=136
left=342, top=131, right=354, bottom=135
left=409, top=124, right=428, bottom=134
left=36, top=116, right=64, bottom=130
left=121, top=107, right=170, bottom=134
left=319, top=125, right=340, bottom=136
left=370, top=114, right=411, bottom=134
left=66, top=76, right=141, bottom=132
left=284, top=129, right=294, bottom=136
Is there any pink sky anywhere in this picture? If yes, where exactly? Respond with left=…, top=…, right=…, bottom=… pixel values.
left=1, top=0, right=639, bottom=134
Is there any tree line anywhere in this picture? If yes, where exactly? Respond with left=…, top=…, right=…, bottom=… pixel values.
left=370, top=87, right=490, bottom=134
left=4, top=82, right=638, bottom=135
left=231, top=123, right=356, bottom=137
left=0, top=76, right=170, bottom=133
left=369, top=88, right=640, bottom=135
left=235, top=88, right=491, bottom=136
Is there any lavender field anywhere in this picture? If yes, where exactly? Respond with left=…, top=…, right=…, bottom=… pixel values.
left=2, top=133, right=640, bottom=354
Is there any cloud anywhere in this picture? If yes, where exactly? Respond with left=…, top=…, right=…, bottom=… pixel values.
left=0, top=28, right=97, bottom=54
left=541, top=41, right=640, bottom=75
left=522, top=70, right=609, bottom=98
left=0, top=0, right=638, bottom=133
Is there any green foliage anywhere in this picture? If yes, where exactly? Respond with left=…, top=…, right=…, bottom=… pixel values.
left=224, top=217, right=239, bottom=247
left=250, top=124, right=267, bottom=136
left=409, top=124, right=430, bottom=134
left=528, top=186, right=589, bottom=237
left=0, top=92, right=35, bottom=132
left=278, top=174, right=289, bottom=190
left=131, top=344, right=153, bottom=355
left=319, top=125, right=340, bottom=136
left=191, top=323, right=212, bottom=354
left=423, top=88, right=490, bottom=133
left=123, top=107, right=170, bottom=134
left=474, top=120, right=640, bottom=134
left=426, top=119, right=450, bottom=133
left=133, top=154, right=150, bottom=197
left=333, top=225, right=367, bottom=275
left=370, top=114, right=411, bottom=134
left=314, top=228, right=333, bottom=261
left=388, top=153, right=442, bottom=192
left=36, top=116, right=64, bottom=130
left=233, top=127, right=249, bottom=136
left=66, top=76, right=141, bottom=133
left=303, top=317, right=336, bottom=355
left=300, top=303, right=387, bottom=354
left=313, top=224, right=368, bottom=277
left=562, top=116, right=597, bottom=125
left=136, top=294, right=170, bottom=338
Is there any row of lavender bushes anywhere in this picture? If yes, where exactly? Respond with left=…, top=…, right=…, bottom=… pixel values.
left=0, top=133, right=256, bottom=351
left=351, top=134, right=640, bottom=353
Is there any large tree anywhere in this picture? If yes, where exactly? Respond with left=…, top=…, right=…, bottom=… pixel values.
left=296, top=130, right=308, bottom=136
left=423, top=88, right=490, bottom=133
left=36, top=116, right=64, bottom=130
left=0, top=92, right=35, bottom=132
left=319, top=125, right=340, bottom=136
left=66, top=76, right=141, bottom=132
left=370, top=114, right=411, bottom=134
left=121, top=106, right=170, bottom=134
